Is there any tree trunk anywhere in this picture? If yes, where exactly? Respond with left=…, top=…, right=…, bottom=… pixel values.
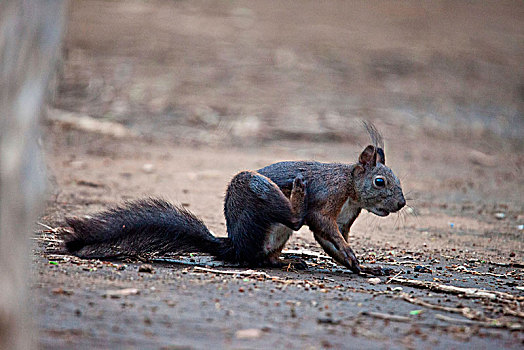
left=0, top=1, right=66, bottom=349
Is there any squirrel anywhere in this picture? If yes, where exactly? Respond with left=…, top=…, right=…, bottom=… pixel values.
left=63, top=122, right=405, bottom=274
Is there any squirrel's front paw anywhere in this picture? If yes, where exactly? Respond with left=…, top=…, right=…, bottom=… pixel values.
left=292, top=174, right=306, bottom=192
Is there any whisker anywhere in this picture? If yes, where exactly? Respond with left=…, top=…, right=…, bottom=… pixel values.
left=405, top=205, right=422, bottom=227
left=395, top=209, right=407, bottom=232
left=394, top=212, right=400, bottom=230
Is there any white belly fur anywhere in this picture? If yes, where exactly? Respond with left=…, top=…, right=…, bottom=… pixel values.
left=337, top=198, right=360, bottom=226
left=263, top=224, right=293, bottom=254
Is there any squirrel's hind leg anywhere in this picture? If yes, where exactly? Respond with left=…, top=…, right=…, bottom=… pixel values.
left=225, top=171, right=307, bottom=266
left=261, top=175, right=308, bottom=268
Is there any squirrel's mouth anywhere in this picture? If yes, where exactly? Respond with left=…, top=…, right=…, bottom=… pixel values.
left=369, top=208, right=390, bottom=217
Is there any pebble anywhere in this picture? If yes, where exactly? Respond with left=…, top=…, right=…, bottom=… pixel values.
left=142, top=163, right=155, bottom=173
left=104, top=288, right=140, bottom=298
left=368, top=277, right=381, bottom=285
left=235, top=328, right=263, bottom=339
left=414, top=265, right=432, bottom=273
left=138, top=264, right=154, bottom=273
left=317, top=317, right=341, bottom=325
left=494, top=212, right=506, bottom=220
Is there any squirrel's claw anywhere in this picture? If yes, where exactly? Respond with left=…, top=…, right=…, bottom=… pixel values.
left=342, top=246, right=361, bottom=274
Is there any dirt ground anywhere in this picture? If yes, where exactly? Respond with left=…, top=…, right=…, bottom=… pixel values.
left=35, top=1, right=523, bottom=349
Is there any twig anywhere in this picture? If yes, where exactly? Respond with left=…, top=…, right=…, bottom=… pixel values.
left=152, top=257, right=227, bottom=268
left=193, top=266, right=271, bottom=278
left=445, top=256, right=524, bottom=269
left=47, top=107, right=138, bottom=138
left=359, top=311, right=523, bottom=331
left=389, top=276, right=523, bottom=302
left=31, top=237, right=63, bottom=243
left=44, top=254, right=68, bottom=261
left=387, top=261, right=420, bottom=266
left=448, top=266, right=508, bottom=278
left=435, top=314, right=522, bottom=330
left=191, top=266, right=338, bottom=292
left=282, top=249, right=331, bottom=260
left=503, top=307, right=524, bottom=319
left=399, top=293, right=483, bottom=320
left=360, top=311, right=411, bottom=322
left=37, top=222, right=58, bottom=233
left=488, top=261, right=524, bottom=269
left=385, top=271, right=403, bottom=284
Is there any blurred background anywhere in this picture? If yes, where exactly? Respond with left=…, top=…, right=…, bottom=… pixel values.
left=53, top=0, right=523, bottom=147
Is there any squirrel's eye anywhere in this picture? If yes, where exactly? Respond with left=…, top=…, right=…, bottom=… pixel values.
left=373, top=177, right=386, bottom=188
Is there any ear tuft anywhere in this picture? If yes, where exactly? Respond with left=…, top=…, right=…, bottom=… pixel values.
left=363, top=121, right=384, bottom=149
left=359, top=145, right=377, bottom=167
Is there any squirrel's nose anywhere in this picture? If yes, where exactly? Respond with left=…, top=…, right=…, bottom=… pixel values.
left=397, top=198, right=406, bottom=211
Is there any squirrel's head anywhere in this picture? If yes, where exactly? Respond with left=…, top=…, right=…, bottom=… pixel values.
left=352, top=144, right=406, bottom=217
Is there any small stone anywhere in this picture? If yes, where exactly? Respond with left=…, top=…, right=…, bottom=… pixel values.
left=317, top=317, right=341, bottom=325
left=142, top=163, right=155, bottom=173
left=138, top=264, right=154, bottom=273
left=392, top=287, right=403, bottom=292
left=494, top=212, right=506, bottom=220
left=414, top=265, right=432, bottom=273
left=104, top=288, right=140, bottom=298
left=235, top=328, right=262, bottom=339
left=52, top=288, right=73, bottom=296
left=368, top=277, right=381, bottom=285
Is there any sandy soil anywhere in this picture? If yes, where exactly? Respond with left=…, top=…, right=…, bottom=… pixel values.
left=34, top=1, right=523, bottom=349
left=35, top=126, right=523, bottom=349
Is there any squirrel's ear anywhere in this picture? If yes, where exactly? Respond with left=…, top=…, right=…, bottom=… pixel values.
left=353, top=164, right=365, bottom=177
left=376, top=147, right=385, bottom=165
left=359, top=145, right=377, bottom=167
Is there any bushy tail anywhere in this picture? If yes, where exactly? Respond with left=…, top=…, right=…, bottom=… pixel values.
left=63, top=198, right=235, bottom=261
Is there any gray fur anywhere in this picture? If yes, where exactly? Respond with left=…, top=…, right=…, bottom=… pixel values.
left=249, top=175, right=273, bottom=200
left=354, top=162, right=405, bottom=217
